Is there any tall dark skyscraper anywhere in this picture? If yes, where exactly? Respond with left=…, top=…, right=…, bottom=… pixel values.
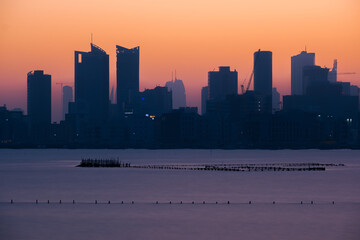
left=302, top=65, right=330, bottom=95
left=201, top=86, right=208, bottom=115
left=291, top=50, right=315, bottom=95
left=254, top=50, right=272, bottom=96
left=116, top=45, right=139, bottom=113
left=62, top=85, right=73, bottom=120
left=253, top=50, right=272, bottom=113
left=208, top=66, right=238, bottom=101
left=74, top=43, right=109, bottom=122
left=27, top=70, right=51, bottom=126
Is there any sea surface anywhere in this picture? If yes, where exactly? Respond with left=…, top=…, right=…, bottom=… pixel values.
left=0, top=149, right=359, bottom=240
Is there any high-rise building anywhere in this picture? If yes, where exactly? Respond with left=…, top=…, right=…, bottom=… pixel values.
left=62, top=85, right=73, bottom=120
left=302, top=65, right=329, bottom=95
left=116, top=45, right=139, bottom=113
left=74, top=43, right=109, bottom=122
left=27, top=70, right=51, bottom=126
left=138, top=86, right=172, bottom=117
left=208, top=66, right=238, bottom=101
left=291, top=50, right=315, bottom=95
left=165, top=78, right=186, bottom=109
left=254, top=50, right=272, bottom=96
left=272, top=87, right=280, bottom=113
left=201, top=86, right=208, bottom=115
left=328, top=59, right=337, bottom=83
left=253, top=50, right=272, bottom=113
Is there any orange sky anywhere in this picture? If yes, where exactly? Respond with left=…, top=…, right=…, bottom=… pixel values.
left=0, top=0, right=359, bottom=122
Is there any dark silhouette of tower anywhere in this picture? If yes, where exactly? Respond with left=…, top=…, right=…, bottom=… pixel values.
left=254, top=50, right=272, bottom=96
left=62, top=85, right=73, bottom=120
left=201, top=86, right=208, bottom=115
left=291, top=50, right=315, bottom=95
left=208, top=66, right=238, bottom=101
left=254, top=50, right=272, bottom=113
left=74, top=43, right=109, bottom=122
left=27, top=70, right=51, bottom=141
left=116, top=45, right=139, bottom=113
left=302, top=65, right=330, bottom=95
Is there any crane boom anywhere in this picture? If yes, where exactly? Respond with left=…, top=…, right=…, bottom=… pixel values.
left=241, top=49, right=261, bottom=94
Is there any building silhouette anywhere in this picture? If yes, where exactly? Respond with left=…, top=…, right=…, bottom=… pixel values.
left=201, top=86, right=208, bottom=115
left=272, top=87, right=280, bottom=113
left=165, top=77, right=186, bottom=109
left=208, top=66, right=238, bottom=101
left=62, top=86, right=73, bottom=120
left=254, top=50, right=272, bottom=96
left=27, top=70, right=51, bottom=125
left=27, top=70, right=51, bottom=142
left=291, top=50, right=315, bottom=95
left=303, top=65, right=329, bottom=95
left=328, top=59, right=337, bottom=83
left=74, top=43, right=109, bottom=122
left=116, top=45, right=139, bottom=113
left=138, top=86, right=172, bottom=117
left=254, top=50, right=272, bottom=113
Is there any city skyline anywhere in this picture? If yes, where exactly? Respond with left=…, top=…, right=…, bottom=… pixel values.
left=0, top=0, right=359, bottom=122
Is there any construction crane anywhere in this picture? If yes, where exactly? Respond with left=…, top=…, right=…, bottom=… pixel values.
left=338, top=72, right=356, bottom=75
left=56, top=82, right=72, bottom=89
left=241, top=49, right=261, bottom=94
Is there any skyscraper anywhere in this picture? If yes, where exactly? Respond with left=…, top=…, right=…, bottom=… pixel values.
left=138, top=86, right=172, bottom=116
left=116, top=45, right=139, bottom=113
left=291, top=50, right=315, bottom=95
left=165, top=77, right=186, bottom=109
left=328, top=59, right=337, bottom=83
left=27, top=70, right=51, bottom=126
left=62, top=85, right=73, bottom=120
left=201, top=86, right=208, bottom=115
left=254, top=50, right=272, bottom=96
left=302, top=65, right=329, bottom=95
left=74, top=43, right=109, bottom=122
left=208, top=66, right=238, bottom=101
left=254, top=50, right=272, bottom=113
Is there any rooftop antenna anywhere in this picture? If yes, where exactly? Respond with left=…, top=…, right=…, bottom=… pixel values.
left=175, top=70, right=177, bottom=80
left=91, top=33, right=93, bottom=44
left=305, top=45, right=307, bottom=52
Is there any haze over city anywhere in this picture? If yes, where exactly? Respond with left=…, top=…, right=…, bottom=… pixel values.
left=1, top=0, right=359, bottom=122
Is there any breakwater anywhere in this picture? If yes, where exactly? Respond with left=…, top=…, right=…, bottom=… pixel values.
left=77, top=159, right=344, bottom=172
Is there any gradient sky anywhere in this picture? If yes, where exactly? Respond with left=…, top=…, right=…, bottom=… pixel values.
left=0, top=0, right=359, bottom=122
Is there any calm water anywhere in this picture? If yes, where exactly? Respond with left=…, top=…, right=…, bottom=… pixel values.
left=0, top=149, right=360, bottom=240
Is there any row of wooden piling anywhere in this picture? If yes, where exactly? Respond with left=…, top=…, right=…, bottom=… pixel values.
left=9, top=199, right=336, bottom=205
